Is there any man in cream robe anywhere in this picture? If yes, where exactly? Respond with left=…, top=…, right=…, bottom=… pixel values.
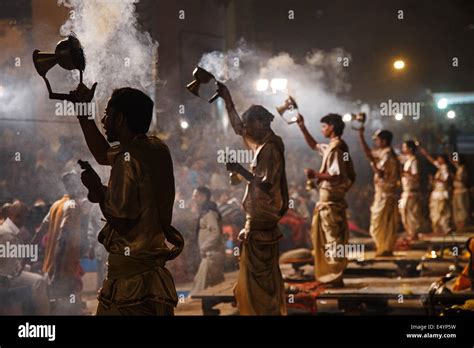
left=419, top=147, right=453, bottom=234
left=217, top=84, right=289, bottom=315
left=297, top=113, right=355, bottom=286
left=452, top=159, right=470, bottom=228
left=399, top=141, right=423, bottom=240
left=358, top=129, right=400, bottom=256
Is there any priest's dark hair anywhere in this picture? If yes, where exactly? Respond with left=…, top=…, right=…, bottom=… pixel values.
left=196, top=186, right=211, bottom=201
left=108, top=87, right=154, bottom=134
left=242, top=105, right=274, bottom=127
left=404, top=140, right=418, bottom=153
left=320, top=113, right=345, bottom=136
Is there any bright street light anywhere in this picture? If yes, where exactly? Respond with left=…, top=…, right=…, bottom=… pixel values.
left=393, top=60, right=405, bottom=70
left=437, top=98, right=448, bottom=109
left=270, top=78, right=288, bottom=93
left=180, top=120, right=189, bottom=129
left=447, top=110, right=456, bottom=119
left=256, top=79, right=269, bottom=92
left=343, top=113, right=352, bottom=122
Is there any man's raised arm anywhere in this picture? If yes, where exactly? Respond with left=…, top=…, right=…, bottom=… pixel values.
left=296, top=114, right=318, bottom=150
left=216, top=83, right=244, bottom=136
left=70, top=83, right=110, bottom=165
left=358, top=127, right=382, bottom=176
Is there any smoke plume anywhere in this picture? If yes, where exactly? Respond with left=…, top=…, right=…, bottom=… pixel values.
left=58, top=0, right=158, bottom=100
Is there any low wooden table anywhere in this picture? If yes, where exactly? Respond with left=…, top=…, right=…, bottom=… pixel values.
left=347, top=250, right=467, bottom=277
left=191, top=271, right=473, bottom=315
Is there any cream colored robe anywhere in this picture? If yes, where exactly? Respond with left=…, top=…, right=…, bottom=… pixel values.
left=399, top=154, right=423, bottom=237
left=311, top=137, right=355, bottom=284
left=369, top=148, right=400, bottom=254
left=453, top=164, right=470, bottom=227
left=234, top=132, right=288, bottom=315
left=429, top=162, right=453, bottom=234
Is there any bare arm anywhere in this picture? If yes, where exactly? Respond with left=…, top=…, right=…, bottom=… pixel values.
left=419, top=146, right=437, bottom=166
left=69, top=82, right=110, bottom=165
left=78, top=118, right=110, bottom=165
left=217, top=83, right=244, bottom=136
left=358, top=128, right=374, bottom=163
left=358, top=128, right=383, bottom=177
left=296, top=114, right=318, bottom=150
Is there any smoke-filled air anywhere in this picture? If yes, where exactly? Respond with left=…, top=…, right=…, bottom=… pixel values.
left=58, top=0, right=158, bottom=100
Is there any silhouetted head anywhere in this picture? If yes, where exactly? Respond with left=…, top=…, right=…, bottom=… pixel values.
left=102, top=87, right=154, bottom=143
left=241, top=105, right=274, bottom=143
left=192, top=186, right=211, bottom=207
left=7, top=200, right=29, bottom=229
left=320, top=113, right=345, bottom=138
left=436, top=155, right=447, bottom=165
left=62, top=171, right=83, bottom=198
left=402, top=140, right=417, bottom=155
left=373, top=129, right=393, bottom=148
left=1, top=203, right=11, bottom=221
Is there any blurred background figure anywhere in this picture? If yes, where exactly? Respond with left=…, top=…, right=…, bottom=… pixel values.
left=449, top=154, right=470, bottom=229
left=419, top=147, right=454, bottom=235
left=399, top=141, right=423, bottom=240
left=190, top=186, right=225, bottom=307
left=0, top=200, right=50, bottom=315
left=0, top=203, right=12, bottom=225
left=36, top=171, right=84, bottom=313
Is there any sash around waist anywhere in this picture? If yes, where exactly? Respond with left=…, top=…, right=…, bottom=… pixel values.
left=107, top=253, right=166, bottom=279
left=244, top=217, right=279, bottom=231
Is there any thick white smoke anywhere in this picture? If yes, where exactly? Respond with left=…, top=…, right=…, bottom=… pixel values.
left=198, top=41, right=254, bottom=82
left=58, top=0, right=158, bottom=100
left=198, top=41, right=355, bottom=140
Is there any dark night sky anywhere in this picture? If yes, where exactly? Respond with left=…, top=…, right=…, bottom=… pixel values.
left=248, top=0, right=474, bottom=103
left=1, top=0, right=472, bottom=105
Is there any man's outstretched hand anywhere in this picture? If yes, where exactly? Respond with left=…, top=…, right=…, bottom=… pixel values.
left=69, top=82, right=98, bottom=103
left=81, top=167, right=104, bottom=203
left=225, top=161, right=242, bottom=173
left=216, top=82, right=232, bottom=105
left=296, top=113, right=305, bottom=127
left=304, top=168, right=317, bottom=179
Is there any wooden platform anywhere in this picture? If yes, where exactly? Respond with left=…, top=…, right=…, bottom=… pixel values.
left=191, top=271, right=238, bottom=303
left=348, top=249, right=465, bottom=262
left=350, top=232, right=474, bottom=251
left=191, top=232, right=474, bottom=315
left=280, top=249, right=467, bottom=278
left=191, top=268, right=473, bottom=315
left=318, top=276, right=438, bottom=299
left=191, top=273, right=436, bottom=314
left=347, top=250, right=467, bottom=277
